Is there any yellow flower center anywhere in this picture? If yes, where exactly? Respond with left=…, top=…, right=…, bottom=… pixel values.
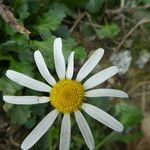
left=50, top=79, right=85, bottom=113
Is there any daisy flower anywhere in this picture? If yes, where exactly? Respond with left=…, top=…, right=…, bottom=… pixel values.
left=3, top=38, right=128, bottom=150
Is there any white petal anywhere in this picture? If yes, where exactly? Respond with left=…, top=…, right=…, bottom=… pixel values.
left=82, top=103, right=123, bottom=132
left=85, top=89, right=128, bottom=98
left=54, top=38, right=66, bottom=79
left=76, top=48, right=104, bottom=82
left=3, top=96, right=49, bottom=105
left=34, top=50, right=56, bottom=86
left=66, top=52, right=74, bottom=79
left=74, top=111, right=95, bottom=150
left=59, top=114, right=71, bottom=150
left=6, top=70, right=51, bottom=92
left=83, top=66, right=118, bottom=90
left=21, top=110, right=59, bottom=150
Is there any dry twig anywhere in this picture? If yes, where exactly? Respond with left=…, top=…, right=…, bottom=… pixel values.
left=70, top=12, right=86, bottom=33
left=0, top=3, right=31, bottom=35
left=106, top=4, right=150, bottom=15
left=114, top=18, right=150, bottom=52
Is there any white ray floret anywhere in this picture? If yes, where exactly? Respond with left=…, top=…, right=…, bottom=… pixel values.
left=54, top=38, right=66, bottom=79
left=21, top=110, right=59, bottom=150
left=76, top=48, right=104, bottom=82
left=6, top=70, right=51, bottom=92
left=86, top=89, right=128, bottom=98
left=3, top=96, right=49, bottom=105
left=83, top=66, right=118, bottom=90
left=82, top=103, right=123, bottom=132
left=59, top=114, right=71, bottom=150
left=66, top=52, right=75, bottom=79
left=75, top=111, right=95, bottom=150
left=34, top=50, right=56, bottom=86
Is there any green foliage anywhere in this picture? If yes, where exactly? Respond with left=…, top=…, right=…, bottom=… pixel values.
left=61, top=0, right=88, bottom=8
left=119, top=132, right=143, bottom=143
left=0, top=77, right=22, bottom=95
left=115, top=102, right=143, bottom=128
left=35, top=4, right=67, bottom=38
left=86, top=0, right=104, bottom=13
left=9, top=0, right=30, bottom=20
left=137, top=0, right=150, bottom=4
left=96, top=24, right=120, bottom=39
left=31, top=37, right=55, bottom=69
left=81, top=22, right=95, bottom=37
left=8, top=105, right=31, bottom=125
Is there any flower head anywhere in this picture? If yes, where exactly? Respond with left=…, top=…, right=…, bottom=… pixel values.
left=3, top=38, right=128, bottom=150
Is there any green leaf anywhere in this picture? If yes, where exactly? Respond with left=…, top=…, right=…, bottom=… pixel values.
left=31, top=104, right=47, bottom=117
left=24, top=117, right=36, bottom=129
left=86, top=0, right=104, bottom=13
left=48, top=126, right=60, bottom=150
left=31, top=37, right=55, bottom=69
left=74, top=46, right=87, bottom=60
left=17, top=2, right=29, bottom=20
left=96, top=131, right=142, bottom=149
left=27, top=0, right=40, bottom=14
left=10, top=60, right=34, bottom=77
left=119, top=132, right=143, bottom=143
left=137, top=0, right=150, bottom=4
left=35, top=4, right=67, bottom=38
left=0, top=33, right=33, bottom=63
left=63, top=38, right=87, bottom=60
left=115, top=102, right=143, bottom=128
left=3, top=103, right=13, bottom=112
left=54, top=25, right=70, bottom=39
left=0, top=77, right=22, bottom=95
left=0, top=34, right=29, bottom=53
left=61, top=0, right=88, bottom=8
left=96, top=24, right=120, bottom=39
left=81, top=22, right=95, bottom=37
left=8, top=105, right=31, bottom=125
left=11, top=0, right=30, bottom=20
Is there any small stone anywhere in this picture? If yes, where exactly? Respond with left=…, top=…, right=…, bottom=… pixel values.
left=136, top=50, right=150, bottom=69
left=110, top=50, right=132, bottom=75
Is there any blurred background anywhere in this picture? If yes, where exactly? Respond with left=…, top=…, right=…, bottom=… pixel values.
left=0, top=0, right=150, bottom=149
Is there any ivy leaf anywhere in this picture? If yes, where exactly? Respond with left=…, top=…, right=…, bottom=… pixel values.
left=96, top=24, right=120, bottom=39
